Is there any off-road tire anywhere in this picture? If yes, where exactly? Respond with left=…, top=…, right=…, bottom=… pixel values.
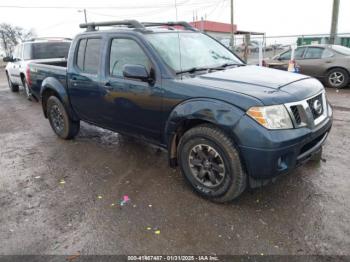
left=47, top=96, right=80, bottom=140
left=6, top=72, right=19, bottom=92
left=327, top=68, right=349, bottom=89
left=23, top=79, right=33, bottom=101
left=178, top=124, right=247, bottom=203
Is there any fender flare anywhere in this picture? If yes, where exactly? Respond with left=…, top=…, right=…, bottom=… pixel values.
left=40, top=77, right=78, bottom=121
left=164, top=98, right=245, bottom=163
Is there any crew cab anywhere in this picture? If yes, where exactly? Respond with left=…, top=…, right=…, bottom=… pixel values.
left=3, top=37, right=71, bottom=100
left=28, top=20, right=332, bottom=202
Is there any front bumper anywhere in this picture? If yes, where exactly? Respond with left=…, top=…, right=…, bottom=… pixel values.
left=234, top=105, right=333, bottom=180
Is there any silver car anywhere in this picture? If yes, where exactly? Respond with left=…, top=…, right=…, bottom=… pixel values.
left=265, top=45, right=350, bottom=88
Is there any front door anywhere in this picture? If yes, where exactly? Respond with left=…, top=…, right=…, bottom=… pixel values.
left=272, top=47, right=306, bottom=71
left=101, top=37, right=163, bottom=141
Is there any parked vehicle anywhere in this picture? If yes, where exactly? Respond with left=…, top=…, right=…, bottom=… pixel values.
left=264, top=44, right=350, bottom=88
left=3, top=38, right=71, bottom=100
left=29, top=20, right=332, bottom=202
left=235, top=41, right=260, bottom=53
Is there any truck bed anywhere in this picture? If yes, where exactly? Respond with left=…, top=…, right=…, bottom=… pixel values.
left=29, top=60, right=67, bottom=97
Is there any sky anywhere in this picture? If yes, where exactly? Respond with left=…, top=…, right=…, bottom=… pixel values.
left=0, top=0, right=349, bottom=40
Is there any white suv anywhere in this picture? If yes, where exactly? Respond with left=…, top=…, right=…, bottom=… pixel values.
left=3, top=38, right=71, bottom=100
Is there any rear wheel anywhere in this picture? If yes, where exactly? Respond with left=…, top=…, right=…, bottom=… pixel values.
left=23, top=79, right=33, bottom=101
left=6, top=72, right=19, bottom=92
left=327, top=68, right=349, bottom=89
left=47, top=96, right=80, bottom=139
left=178, top=124, right=246, bottom=203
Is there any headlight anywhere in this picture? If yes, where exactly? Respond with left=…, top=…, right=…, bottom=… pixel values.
left=247, top=105, right=293, bottom=129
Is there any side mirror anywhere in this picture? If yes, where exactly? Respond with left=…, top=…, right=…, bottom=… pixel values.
left=3, top=56, right=14, bottom=62
left=123, top=64, right=152, bottom=83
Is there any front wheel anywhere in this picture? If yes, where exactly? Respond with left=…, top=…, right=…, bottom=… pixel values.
left=327, top=68, right=349, bottom=89
left=47, top=96, right=80, bottom=140
left=178, top=124, right=246, bottom=203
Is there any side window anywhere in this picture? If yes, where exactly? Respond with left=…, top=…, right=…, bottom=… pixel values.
left=76, top=39, right=86, bottom=71
left=279, top=50, right=291, bottom=60
left=75, top=38, right=101, bottom=74
left=322, top=48, right=334, bottom=58
left=23, top=44, right=32, bottom=60
left=294, top=47, right=306, bottom=59
left=304, top=47, right=324, bottom=59
left=109, top=38, right=151, bottom=77
left=84, top=39, right=101, bottom=74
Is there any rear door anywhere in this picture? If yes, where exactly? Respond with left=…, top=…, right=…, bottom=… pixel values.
left=298, top=47, right=332, bottom=77
left=68, top=37, right=104, bottom=123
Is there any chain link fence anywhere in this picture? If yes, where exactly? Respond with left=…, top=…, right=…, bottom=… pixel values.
left=217, top=33, right=350, bottom=65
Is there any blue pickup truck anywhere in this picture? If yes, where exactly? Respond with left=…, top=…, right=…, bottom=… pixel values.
left=26, top=20, right=333, bottom=202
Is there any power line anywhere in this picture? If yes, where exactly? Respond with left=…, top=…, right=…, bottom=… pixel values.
left=0, top=1, right=221, bottom=10
left=86, top=1, right=219, bottom=20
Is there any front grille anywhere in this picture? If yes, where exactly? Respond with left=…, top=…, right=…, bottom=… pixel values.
left=285, top=91, right=327, bottom=128
left=307, top=94, right=323, bottom=120
left=290, top=105, right=301, bottom=125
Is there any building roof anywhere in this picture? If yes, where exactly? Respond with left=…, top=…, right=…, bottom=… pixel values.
left=189, top=20, right=237, bottom=33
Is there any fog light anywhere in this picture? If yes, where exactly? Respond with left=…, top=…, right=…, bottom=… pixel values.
left=277, top=156, right=288, bottom=171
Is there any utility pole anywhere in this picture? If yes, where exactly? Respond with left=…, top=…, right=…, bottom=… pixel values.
left=330, top=0, right=340, bottom=44
left=230, top=0, right=235, bottom=51
left=175, top=0, right=178, bottom=21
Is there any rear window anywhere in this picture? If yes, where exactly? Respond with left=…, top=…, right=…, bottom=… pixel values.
left=331, top=45, right=350, bottom=56
left=31, top=42, right=71, bottom=60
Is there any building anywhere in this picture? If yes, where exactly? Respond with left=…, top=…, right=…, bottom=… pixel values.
left=189, top=20, right=237, bottom=40
left=189, top=20, right=265, bottom=47
left=297, top=35, right=350, bottom=48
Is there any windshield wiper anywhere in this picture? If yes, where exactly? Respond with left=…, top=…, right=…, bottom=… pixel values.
left=176, top=67, right=211, bottom=75
left=209, top=62, right=244, bottom=71
left=176, top=63, right=244, bottom=75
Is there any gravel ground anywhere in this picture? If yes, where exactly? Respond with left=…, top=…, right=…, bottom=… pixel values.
left=0, top=68, right=349, bottom=257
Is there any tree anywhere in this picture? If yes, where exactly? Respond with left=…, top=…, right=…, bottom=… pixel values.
left=0, top=23, right=36, bottom=56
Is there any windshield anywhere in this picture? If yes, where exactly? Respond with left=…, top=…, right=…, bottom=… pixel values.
left=31, top=42, right=71, bottom=60
left=331, top=45, right=350, bottom=56
left=145, top=32, right=243, bottom=72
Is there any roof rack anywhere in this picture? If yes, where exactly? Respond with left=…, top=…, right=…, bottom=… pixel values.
left=79, top=20, right=197, bottom=32
left=25, top=37, right=72, bottom=42
left=79, top=20, right=144, bottom=31
left=142, top=21, right=197, bottom=31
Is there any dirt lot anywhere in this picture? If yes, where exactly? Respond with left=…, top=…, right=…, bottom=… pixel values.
left=0, top=68, right=349, bottom=257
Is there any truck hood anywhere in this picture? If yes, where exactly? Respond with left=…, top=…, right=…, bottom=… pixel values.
left=181, top=65, right=324, bottom=105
